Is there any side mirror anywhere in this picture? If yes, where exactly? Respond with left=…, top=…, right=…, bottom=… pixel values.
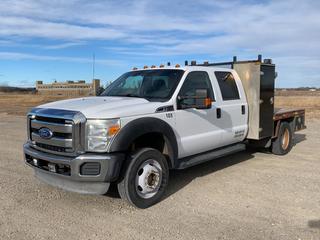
left=178, top=89, right=212, bottom=110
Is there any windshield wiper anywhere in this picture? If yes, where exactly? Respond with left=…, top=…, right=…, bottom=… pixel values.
left=143, top=95, right=167, bottom=99
left=106, top=94, right=141, bottom=98
left=122, top=94, right=143, bottom=98
left=106, top=94, right=151, bottom=100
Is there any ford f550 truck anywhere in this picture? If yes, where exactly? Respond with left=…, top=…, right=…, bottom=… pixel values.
left=24, top=56, right=306, bottom=208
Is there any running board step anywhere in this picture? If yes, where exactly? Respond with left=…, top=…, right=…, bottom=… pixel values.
left=177, top=143, right=246, bottom=169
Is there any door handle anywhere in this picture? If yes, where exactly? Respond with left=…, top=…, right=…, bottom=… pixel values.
left=216, top=108, right=221, bottom=119
left=241, top=105, right=246, bottom=115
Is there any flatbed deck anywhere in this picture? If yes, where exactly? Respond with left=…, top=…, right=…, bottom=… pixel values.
left=273, top=108, right=306, bottom=134
left=274, top=108, right=305, bottom=121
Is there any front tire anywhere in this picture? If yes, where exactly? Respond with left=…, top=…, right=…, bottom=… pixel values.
left=117, top=148, right=169, bottom=208
left=272, top=122, right=293, bottom=155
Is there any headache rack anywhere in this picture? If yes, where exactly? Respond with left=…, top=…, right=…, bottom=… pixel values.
left=183, top=54, right=272, bottom=67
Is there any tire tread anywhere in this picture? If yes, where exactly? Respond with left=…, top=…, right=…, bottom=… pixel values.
left=272, top=121, right=293, bottom=155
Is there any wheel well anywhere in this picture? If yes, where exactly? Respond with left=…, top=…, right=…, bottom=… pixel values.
left=128, top=132, right=173, bottom=168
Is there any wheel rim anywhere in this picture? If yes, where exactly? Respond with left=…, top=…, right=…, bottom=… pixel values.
left=135, top=159, right=162, bottom=199
left=281, top=128, right=290, bottom=150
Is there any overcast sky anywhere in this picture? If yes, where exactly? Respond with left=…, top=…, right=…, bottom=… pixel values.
left=0, top=0, right=319, bottom=87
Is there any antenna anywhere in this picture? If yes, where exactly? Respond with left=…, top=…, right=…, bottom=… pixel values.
left=92, top=53, right=95, bottom=80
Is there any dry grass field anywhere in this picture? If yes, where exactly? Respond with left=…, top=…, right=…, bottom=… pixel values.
left=1, top=91, right=320, bottom=118
left=275, top=90, right=320, bottom=119
left=0, top=93, right=74, bottom=116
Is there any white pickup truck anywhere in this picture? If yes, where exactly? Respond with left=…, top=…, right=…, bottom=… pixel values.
left=24, top=56, right=306, bottom=208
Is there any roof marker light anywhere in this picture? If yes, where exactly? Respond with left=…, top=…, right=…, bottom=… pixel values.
left=151, top=65, right=156, bottom=68
left=159, top=64, right=164, bottom=68
left=132, top=67, right=138, bottom=70
left=175, top=64, right=180, bottom=68
left=143, top=65, right=148, bottom=69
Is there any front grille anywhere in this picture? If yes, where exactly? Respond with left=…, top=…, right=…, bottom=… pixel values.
left=35, top=115, right=67, bottom=124
left=36, top=143, right=67, bottom=153
left=27, top=108, right=86, bottom=156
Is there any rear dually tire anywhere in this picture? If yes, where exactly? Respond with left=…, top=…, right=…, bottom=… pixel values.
left=272, top=121, right=293, bottom=155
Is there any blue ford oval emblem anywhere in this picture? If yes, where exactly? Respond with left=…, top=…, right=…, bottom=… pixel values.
left=39, top=127, right=53, bottom=139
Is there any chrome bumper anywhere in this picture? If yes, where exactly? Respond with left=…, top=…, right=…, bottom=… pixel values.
left=24, top=143, right=124, bottom=194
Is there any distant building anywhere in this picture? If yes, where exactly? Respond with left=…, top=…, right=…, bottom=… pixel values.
left=36, top=79, right=100, bottom=96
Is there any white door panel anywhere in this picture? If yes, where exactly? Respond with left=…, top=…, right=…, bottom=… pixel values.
left=219, top=104, right=247, bottom=145
left=175, top=108, right=223, bottom=158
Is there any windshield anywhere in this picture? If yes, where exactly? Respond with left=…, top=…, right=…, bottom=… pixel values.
left=100, top=69, right=185, bottom=102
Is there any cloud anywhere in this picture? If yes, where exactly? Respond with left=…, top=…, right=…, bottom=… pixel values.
left=0, top=40, right=85, bottom=50
left=0, top=16, right=126, bottom=40
left=0, top=51, right=124, bottom=66
left=0, top=0, right=319, bottom=55
left=0, top=81, right=9, bottom=86
left=42, top=42, right=86, bottom=50
left=0, top=0, right=319, bottom=87
left=0, top=40, right=14, bottom=45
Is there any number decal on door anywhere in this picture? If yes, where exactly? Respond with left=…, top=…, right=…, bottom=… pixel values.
left=166, top=113, right=173, bottom=118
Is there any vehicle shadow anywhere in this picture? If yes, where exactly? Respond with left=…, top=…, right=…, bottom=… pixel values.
left=162, top=133, right=307, bottom=200
left=308, top=219, right=320, bottom=229
left=163, top=150, right=255, bottom=200
left=293, top=133, right=306, bottom=145
left=106, top=150, right=256, bottom=199
left=106, top=133, right=306, bottom=200
left=106, top=125, right=306, bottom=201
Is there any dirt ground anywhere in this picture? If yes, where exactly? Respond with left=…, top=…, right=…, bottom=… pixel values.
left=0, top=92, right=320, bottom=240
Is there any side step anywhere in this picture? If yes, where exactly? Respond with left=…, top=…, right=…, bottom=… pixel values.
left=177, top=143, right=246, bottom=169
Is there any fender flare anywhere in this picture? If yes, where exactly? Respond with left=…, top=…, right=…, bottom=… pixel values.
left=109, top=117, right=178, bottom=168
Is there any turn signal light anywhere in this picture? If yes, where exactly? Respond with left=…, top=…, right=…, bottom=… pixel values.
left=204, top=98, right=212, bottom=107
left=108, top=124, right=120, bottom=136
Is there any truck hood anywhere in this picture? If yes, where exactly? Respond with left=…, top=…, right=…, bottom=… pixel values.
left=38, top=96, right=165, bottom=118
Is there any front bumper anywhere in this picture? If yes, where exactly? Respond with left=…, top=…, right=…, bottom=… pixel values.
left=23, top=143, right=125, bottom=194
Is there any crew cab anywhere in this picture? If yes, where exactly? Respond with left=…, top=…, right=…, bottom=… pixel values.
left=23, top=56, right=306, bottom=208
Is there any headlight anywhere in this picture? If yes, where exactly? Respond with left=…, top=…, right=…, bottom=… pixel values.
left=85, top=119, right=120, bottom=152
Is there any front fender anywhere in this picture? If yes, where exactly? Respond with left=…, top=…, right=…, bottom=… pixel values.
left=109, top=117, right=178, bottom=167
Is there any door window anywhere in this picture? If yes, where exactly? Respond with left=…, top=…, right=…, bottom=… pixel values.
left=215, top=71, right=240, bottom=100
left=179, top=71, right=215, bottom=104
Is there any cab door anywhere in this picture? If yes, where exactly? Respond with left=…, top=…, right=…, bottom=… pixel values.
left=214, top=71, right=248, bottom=146
left=175, top=71, right=223, bottom=158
